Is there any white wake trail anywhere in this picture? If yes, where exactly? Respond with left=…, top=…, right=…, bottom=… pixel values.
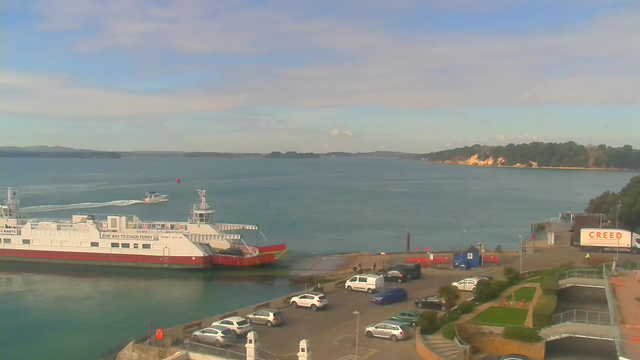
left=20, top=200, right=145, bottom=213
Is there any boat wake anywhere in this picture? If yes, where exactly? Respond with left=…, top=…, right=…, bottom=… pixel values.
left=20, top=200, right=146, bottom=213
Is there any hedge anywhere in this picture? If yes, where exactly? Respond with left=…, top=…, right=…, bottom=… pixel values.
left=503, top=326, right=542, bottom=343
left=475, top=279, right=510, bottom=302
left=441, top=322, right=457, bottom=340
left=418, top=311, right=440, bottom=334
left=540, top=274, right=559, bottom=295
left=457, top=301, right=475, bottom=315
left=532, top=294, right=557, bottom=328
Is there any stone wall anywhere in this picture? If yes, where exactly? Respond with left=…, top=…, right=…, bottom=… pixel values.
left=466, top=334, right=545, bottom=360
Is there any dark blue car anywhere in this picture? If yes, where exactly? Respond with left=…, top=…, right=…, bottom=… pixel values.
left=371, top=287, right=408, bottom=305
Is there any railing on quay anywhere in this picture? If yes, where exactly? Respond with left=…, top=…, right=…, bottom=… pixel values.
left=557, top=268, right=604, bottom=280
left=551, top=310, right=611, bottom=326
left=603, top=263, right=626, bottom=359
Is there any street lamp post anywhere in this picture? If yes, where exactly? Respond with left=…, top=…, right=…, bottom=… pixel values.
left=615, top=201, right=621, bottom=263
left=519, top=236, right=523, bottom=273
left=353, top=310, right=360, bottom=359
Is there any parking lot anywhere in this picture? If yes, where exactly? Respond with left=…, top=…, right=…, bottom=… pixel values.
left=191, top=271, right=474, bottom=359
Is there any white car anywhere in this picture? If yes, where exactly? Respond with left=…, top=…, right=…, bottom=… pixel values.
left=289, top=292, right=329, bottom=311
left=211, top=316, right=253, bottom=336
left=191, top=326, right=236, bottom=347
left=451, top=276, right=490, bottom=291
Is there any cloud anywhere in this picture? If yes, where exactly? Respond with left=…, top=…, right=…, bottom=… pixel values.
left=2, top=2, right=639, bottom=122
left=330, top=129, right=354, bottom=137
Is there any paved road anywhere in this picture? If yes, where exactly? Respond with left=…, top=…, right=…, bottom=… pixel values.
left=191, top=247, right=637, bottom=360
left=546, top=338, right=617, bottom=360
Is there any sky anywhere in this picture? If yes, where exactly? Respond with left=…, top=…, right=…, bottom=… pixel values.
left=1, top=0, right=639, bottom=153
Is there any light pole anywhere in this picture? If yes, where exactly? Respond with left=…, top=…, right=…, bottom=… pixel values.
left=519, top=236, right=523, bottom=273
left=353, top=310, right=360, bottom=359
left=615, top=201, right=621, bottom=263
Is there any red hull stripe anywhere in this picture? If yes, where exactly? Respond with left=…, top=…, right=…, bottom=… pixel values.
left=210, top=253, right=276, bottom=266
left=0, top=249, right=206, bottom=265
left=257, top=244, right=287, bottom=253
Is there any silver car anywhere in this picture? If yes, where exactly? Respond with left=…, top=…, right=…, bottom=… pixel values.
left=245, top=308, right=285, bottom=327
left=364, top=320, right=411, bottom=342
left=211, top=316, right=253, bottom=336
left=191, top=325, right=237, bottom=347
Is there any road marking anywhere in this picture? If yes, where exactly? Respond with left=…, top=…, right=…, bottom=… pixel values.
left=333, top=334, right=347, bottom=344
left=336, top=348, right=377, bottom=360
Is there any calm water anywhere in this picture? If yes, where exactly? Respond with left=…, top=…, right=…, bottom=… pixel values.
left=0, top=157, right=636, bottom=360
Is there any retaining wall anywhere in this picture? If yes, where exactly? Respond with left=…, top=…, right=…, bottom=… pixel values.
left=466, top=334, right=545, bottom=360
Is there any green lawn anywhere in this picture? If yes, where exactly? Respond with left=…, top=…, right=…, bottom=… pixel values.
left=471, top=306, right=529, bottom=326
left=513, top=287, right=537, bottom=302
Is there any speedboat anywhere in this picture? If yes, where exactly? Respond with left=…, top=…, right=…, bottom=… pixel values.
left=142, top=192, right=168, bottom=203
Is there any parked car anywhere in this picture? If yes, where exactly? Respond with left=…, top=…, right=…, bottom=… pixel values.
left=245, top=308, right=284, bottom=327
left=289, top=292, right=329, bottom=311
left=211, top=316, right=253, bottom=336
left=191, top=326, right=237, bottom=347
left=451, top=276, right=489, bottom=291
left=364, top=320, right=412, bottom=342
left=414, top=295, right=447, bottom=311
left=389, top=262, right=421, bottom=279
left=371, top=287, right=408, bottom=305
left=383, top=269, right=408, bottom=283
left=345, top=274, right=384, bottom=293
left=388, top=310, right=419, bottom=327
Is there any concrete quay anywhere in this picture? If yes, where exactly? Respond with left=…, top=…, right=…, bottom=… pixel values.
left=117, top=247, right=632, bottom=360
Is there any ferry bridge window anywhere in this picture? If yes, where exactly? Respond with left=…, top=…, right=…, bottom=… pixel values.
left=121, top=243, right=130, bottom=249
left=133, top=244, right=139, bottom=249
left=142, top=244, right=151, bottom=249
left=111, top=243, right=119, bottom=248
left=22, top=239, right=30, bottom=245
left=3, top=238, right=11, bottom=243
left=90, top=242, right=99, bottom=247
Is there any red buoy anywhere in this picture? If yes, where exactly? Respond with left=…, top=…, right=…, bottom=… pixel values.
left=176, top=178, right=181, bottom=183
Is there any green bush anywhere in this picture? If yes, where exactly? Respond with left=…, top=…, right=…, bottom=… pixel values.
left=418, top=311, right=440, bottom=334
left=541, top=274, right=559, bottom=295
left=457, top=301, right=475, bottom=314
left=441, top=322, right=457, bottom=340
left=491, top=279, right=509, bottom=293
left=503, top=326, right=542, bottom=343
left=474, top=280, right=499, bottom=302
left=503, top=267, right=522, bottom=286
left=532, top=294, right=557, bottom=328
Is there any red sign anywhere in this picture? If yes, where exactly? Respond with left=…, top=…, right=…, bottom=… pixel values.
left=425, top=247, right=431, bottom=251
left=532, top=234, right=536, bottom=239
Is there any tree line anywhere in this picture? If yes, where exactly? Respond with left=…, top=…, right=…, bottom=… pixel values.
left=585, top=175, right=640, bottom=232
left=406, top=141, right=640, bottom=169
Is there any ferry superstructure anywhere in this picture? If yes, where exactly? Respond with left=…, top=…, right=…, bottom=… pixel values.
left=0, top=188, right=286, bottom=269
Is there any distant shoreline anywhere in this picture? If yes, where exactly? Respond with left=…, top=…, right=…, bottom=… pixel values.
left=422, top=160, right=637, bottom=171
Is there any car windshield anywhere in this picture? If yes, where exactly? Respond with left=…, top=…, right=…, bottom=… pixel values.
left=318, top=295, right=327, bottom=300
left=237, top=320, right=249, bottom=326
left=221, top=329, right=235, bottom=336
left=400, top=325, right=411, bottom=332
left=273, top=311, right=283, bottom=317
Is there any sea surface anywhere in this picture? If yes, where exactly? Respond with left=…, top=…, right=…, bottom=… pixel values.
left=0, top=156, right=636, bottom=360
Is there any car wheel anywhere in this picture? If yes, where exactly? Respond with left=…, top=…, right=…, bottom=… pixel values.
left=367, top=288, right=373, bottom=294
left=406, top=275, right=412, bottom=280
left=417, top=302, right=424, bottom=308
left=391, top=335, right=398, bottom=342
left=366, top=331, right=374, bottom=338
left=632, top=248, right=638, bottom=254
left=267, top=321, right=273, bottom=327
left=347, top=286, right=353, bottom=291
left=192, top=335, right=200, bottom=343
left=246, top=318, right=252, bottom=324
left=214, top=340, right=222, bottom=347
left=441, top=306, right=446, bottom=312
left=291, top=301, right=298, bottom=308
left=397, top=279, right=402, bottom=283
left=311, top=304, right=318, bottom=311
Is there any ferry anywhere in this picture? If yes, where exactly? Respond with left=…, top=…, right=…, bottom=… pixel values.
left=0, top=188, right=286, bottom=269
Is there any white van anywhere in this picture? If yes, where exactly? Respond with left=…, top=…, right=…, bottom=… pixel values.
left=345, top=274, right=384, bottom=293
